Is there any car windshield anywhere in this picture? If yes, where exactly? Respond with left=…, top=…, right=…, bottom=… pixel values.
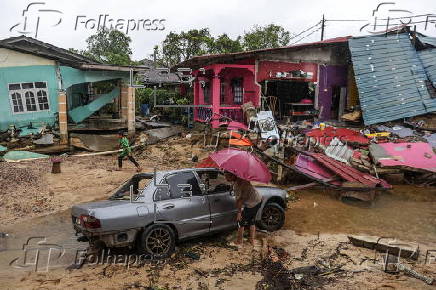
left=109, top=173, right=153, bottom=200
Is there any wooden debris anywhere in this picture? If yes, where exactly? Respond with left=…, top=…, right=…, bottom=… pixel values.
left=348, top=235, right=419, bottom=260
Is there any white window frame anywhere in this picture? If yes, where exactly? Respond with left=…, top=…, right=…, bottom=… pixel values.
left=8, top=82, right=51, bottom=114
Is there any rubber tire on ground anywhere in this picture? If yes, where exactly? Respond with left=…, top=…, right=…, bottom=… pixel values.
left=258, top=202, right=285, bottom=232
left=137, top=224, right=176, bottom=259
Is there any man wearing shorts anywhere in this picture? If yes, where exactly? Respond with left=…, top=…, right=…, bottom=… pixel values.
left=225, top=172, right=262, bottom=247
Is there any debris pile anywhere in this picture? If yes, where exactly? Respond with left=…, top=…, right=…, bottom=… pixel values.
left=194, top=109, right=435, bottom=201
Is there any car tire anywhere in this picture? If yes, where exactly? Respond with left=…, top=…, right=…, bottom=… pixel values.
left=258, top=202, right=285, bottom=232
left=138, top=224, right=176, bottom=259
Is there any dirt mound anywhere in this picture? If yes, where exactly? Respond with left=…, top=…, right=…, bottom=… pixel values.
left=0, top=161, right=53, bottom=222
left=0, top=162, right=44, bottom=194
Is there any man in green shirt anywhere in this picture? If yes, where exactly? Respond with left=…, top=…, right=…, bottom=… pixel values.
left=117, top=131, right=142, bottom=172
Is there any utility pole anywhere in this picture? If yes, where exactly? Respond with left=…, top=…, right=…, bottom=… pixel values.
left=321, top=14, right=325, bottom=41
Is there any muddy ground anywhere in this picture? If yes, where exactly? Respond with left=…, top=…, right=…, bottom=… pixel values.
left=1, top=136, right=436, bottom=289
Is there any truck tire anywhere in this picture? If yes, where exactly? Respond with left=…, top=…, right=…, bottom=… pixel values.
left=258, top=202, right=285, bottom=232
left=138, top=224, right=176, bottom=259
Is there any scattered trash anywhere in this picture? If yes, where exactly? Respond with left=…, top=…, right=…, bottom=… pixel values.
left=255, top=111, right=280, bottom=143
left=324, top=137, right=354, bottom=164
left=184, top=251, right=200, bottom=260
left=33, top=133, right=54, bottom=145
left=142, top=126, right=182, bottom=145
left=376, top=125, right=415, bottom=138
left=70, top=133, right=119, bottom=152
left=396, top=263, right=434, bottom=285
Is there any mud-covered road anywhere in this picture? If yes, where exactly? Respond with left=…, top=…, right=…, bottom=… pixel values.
left=1, top=137, right=435, bottom=289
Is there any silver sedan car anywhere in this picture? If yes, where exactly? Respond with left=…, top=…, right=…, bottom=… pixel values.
left=72, top=168, right=287, bottom=258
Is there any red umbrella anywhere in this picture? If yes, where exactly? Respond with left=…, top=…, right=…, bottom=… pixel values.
left=206, top=148, right=272, bottom=184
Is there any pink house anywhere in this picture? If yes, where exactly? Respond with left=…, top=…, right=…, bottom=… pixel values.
left=178, top=37, right=352, bottom=128
left=193, top=63, right=259, bottom=126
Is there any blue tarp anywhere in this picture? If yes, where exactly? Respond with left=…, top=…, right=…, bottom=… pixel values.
left=3, top=151, right=49, bottom=161
left=349, top=33, right=436, bottom=125
left=69, top=87, right=120, bottom=123
left=19, top=126, right=43, bottom=137
left=0, top=145, right=7, bottom=152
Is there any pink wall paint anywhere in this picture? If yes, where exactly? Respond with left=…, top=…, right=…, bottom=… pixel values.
left=219, top=67, right=259, bottom=106
left=193, top=64, right=259, bottom=107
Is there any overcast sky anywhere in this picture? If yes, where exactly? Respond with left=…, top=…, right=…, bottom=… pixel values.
left=1, top=0, right=435, bottom=60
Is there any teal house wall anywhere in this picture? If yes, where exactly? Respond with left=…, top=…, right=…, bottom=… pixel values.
left=0, top=61, right=129, bottom=131
left=0, top=65, right=59, bottom=131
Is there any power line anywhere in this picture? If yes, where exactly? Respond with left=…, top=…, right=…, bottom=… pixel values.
left=288, top=21, right=322, bottom=42
left=291, top=26, right=322, bottom=45
left=325, top=14, right=436, bottom=22
left=319, top=14, right=436, bottom=41
left=325, top=19, right=368, bottom=22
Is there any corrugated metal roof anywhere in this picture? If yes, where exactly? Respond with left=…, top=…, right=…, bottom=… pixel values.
left=349, top=33, right=436, bottom=125
left=0, top=36, right=97, bottom=65
left=175, top=36, right=350, bottom=69
left=420, top=36, right=436, bottom=47
left=418, top=48, right=436, bottom=86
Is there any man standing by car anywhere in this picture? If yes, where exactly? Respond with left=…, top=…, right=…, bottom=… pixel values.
left=116, top=131, right=142, bottom=172
left=224, top=172, right=262, bottom=247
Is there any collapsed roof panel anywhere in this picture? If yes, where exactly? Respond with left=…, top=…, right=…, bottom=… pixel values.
left=420, top=36, right=436, bottom=47
left=418, top=48, right=436, bottom=87
left=349, top=33, right=436, bottom=125
left=69, top=87, right=120, bottom=123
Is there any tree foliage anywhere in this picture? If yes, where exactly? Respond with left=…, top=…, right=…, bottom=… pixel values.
left=82, top=28, right=133, bottom=65
left=157, top=28, right=214, bottom=67
left=209, top=34, right=243, bottom=54
left=242, top=24, right=291, bottom=51
left=71, top=24, right=292, bottom=68
left=154, top=24, right=292, bottom=67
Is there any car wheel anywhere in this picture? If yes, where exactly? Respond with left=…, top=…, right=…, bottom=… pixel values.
left=138, top=224, right=176, bottom=259
left=258, top=202, right=285, bottom=231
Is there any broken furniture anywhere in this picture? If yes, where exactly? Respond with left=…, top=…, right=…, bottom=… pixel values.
left=286, top=102, right=316, bottom=122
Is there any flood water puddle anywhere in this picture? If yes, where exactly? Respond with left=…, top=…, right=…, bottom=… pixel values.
left=0, top=210, right=85, bottom=277
left=285, top=185, right=436, bottom=246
